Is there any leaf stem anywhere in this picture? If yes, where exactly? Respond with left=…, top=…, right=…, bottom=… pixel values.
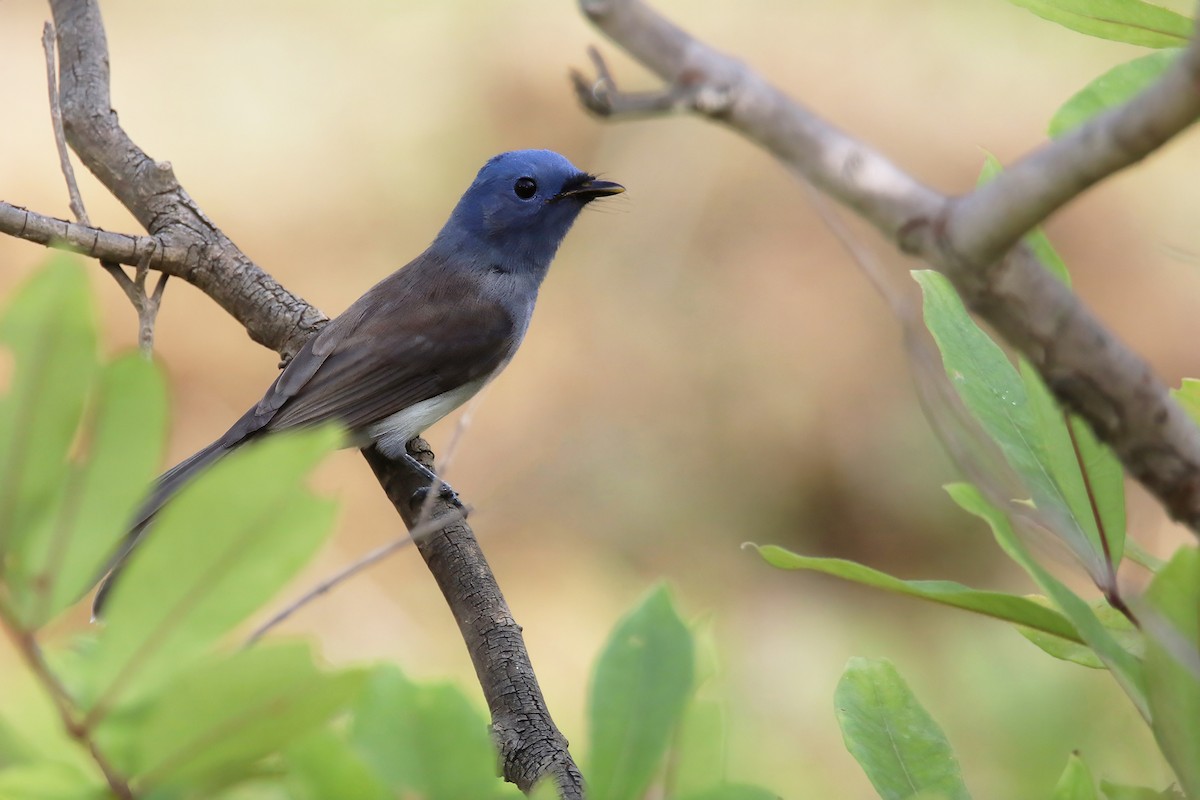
left=0, top=601, right=134, bottom=799
left=1064, top=412, right=1138, bottom=627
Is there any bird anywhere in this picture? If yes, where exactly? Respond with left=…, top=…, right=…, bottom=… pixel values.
left=92, top=149, right=624, bottom=616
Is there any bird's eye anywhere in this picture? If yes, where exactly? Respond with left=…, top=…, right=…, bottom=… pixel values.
left=513, top=177, right=537, bottom=199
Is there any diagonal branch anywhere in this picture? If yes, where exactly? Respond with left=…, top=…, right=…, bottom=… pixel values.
left=573, top=0, right=1200, bottom=535
left=49, top=0, right=325, bottom=361
left=17, top=1, right=585, bottom=796
left=365, top=443, right=585, bottom=798
left=946, top=43, right=1200, bottom=268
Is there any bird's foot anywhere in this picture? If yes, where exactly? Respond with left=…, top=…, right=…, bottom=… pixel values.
left=411, top=481, right=466, bottom=513
left=400, top=452, right=466, bottom=513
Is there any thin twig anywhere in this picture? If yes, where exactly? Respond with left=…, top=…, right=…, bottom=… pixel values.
left=99, top=247, right=166, bottom=357
left=240, top=508, right=467, bottom=649
left=42, top=21, right=90, bottom=226
left=46, top=19, right=166, bottom=353
left=99, top=260, right=138, bottom=301
left=570, top=47, right=693, bottom=117
left=130, top=243, right=167, bottom=356
left=245, top=394, right=483, bottom=648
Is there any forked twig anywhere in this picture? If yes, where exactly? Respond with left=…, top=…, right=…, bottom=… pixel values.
left=43, top=19, right=167, bottom=355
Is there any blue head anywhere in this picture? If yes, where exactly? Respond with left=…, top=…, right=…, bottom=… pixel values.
left=432, top=150, right=623, bottom=277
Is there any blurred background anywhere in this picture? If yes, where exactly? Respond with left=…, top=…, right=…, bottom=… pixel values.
left=2, top=0, right=1199, bottom=796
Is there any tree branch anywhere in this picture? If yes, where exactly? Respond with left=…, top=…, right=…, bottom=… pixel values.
left=49, top=0, right=325, bottom=361
left=13, top=0, right=585, bottom=795
left=365, top=443, right=586, bottom=799
left=573, top=0, right=1200, bottom=535
left=0, top=200, right=173, bottom=267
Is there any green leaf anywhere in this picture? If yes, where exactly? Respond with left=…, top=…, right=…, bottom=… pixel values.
left=1170, top=378, right=1200, bottom=428
left=205, top=782, right=294, bottom=800
left=916, top=270, right=1112, bottom=580
left=124, top=641, right=364, bottom=792
left=1100, top=781, right=1186, bottom=800
left=205, top=779, right=295, bottom=800
left=0, top=761, right=102, bottom=800
left=1006, top=0, right=1192, bottom=47
left=283, top=728, right=393, bottom=800
left=671, top=697, right=726, bottom=797
left=1050, top=50, right=1181, bottom=137
left=588, top=585, right=694, bottom=800
left=1125, top=539, right=1166, bottom=572
left=669, top=626, right=764, bottom=798
left=835, top=657, right=970, bottom=800
left=0, top=716, right=37, bottom=771
left=10, top=354, right=167, bottom=627
left=978, top=153, right=1070, bottom=285
left=1018, top=361, right=1125, bottom=572
left=1018, top=597, right=1141, bottom=668
left=679, top=785, right=781, bottom=800
left=0, top=256, right=97, bottom=565
left=1054, top=753, right=1097, bottom=800
left=757, top=544, right=1083, bottom=642
left=80, top=426, right=341, bottom=712
left=1143, top=548, right=1200, bottom=798
left=349, top=664, right=508, bottom=800
left=946, top=483, right=1148, bottom=719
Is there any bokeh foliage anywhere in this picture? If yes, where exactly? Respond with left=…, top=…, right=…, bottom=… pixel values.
left=0, top=257, right=775, bottom=798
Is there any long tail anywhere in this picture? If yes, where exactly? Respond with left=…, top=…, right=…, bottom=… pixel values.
left=91, top=437, right=235, bottom=618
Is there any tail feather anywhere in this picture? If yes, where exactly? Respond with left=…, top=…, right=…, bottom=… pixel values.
left=91, top=437, right=234, bottom=618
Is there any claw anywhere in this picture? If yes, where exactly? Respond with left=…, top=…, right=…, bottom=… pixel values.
left=411, top=482, right=465, bottom=511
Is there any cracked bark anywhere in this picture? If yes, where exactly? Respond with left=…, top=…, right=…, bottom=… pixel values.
left=365, top=443, right=582, bottom=796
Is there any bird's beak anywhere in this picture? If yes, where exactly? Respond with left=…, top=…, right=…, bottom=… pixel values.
left=554, top=178, right=625, bottom=201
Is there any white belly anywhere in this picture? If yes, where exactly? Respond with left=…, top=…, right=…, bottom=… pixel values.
left=365, top=378, right=487, bottom=458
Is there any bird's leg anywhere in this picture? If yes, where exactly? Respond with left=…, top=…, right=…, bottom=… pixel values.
left=402, top=452, right=465, bottom=510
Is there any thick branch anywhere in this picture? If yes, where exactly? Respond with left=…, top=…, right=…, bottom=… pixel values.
left=574, top=0, right=1200, bottom=534
left=27, top=0, right=584, bottom=794
left=48, top=0, right=325, bottom=360
left=948, top=44, right=1200, bottom=267
left=365, top=443, right=585, bottom=799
